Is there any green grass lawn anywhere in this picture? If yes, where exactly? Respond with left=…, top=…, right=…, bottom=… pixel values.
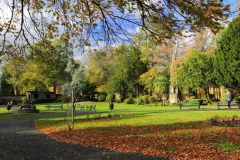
left=35, top=102, right=220, bottom=112
left=36, top=110, right=240, bottom=159
left=0, top=111, right=67, bottom=119
left=0, top=108, right=13, bottom=113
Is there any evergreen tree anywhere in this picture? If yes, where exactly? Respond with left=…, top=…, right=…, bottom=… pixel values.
left=213, top=16, right=240, bottom=88
left=177, top=51, right=215, bottom=102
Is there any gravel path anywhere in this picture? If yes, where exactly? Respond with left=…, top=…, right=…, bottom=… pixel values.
left=0, top=109, right=168, bottom=160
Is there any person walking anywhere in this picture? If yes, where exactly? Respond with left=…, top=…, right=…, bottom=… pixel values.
left=227, top=91, right=232, bottom=109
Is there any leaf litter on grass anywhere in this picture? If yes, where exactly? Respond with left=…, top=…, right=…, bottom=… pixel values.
left=36, top=120, right=240, bottom=159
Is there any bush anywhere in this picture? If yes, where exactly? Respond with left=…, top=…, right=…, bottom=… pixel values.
left=148, top=96, right=155, bottom=104
left=189, top=96, right=196, bottom=101
left=54, top=98, right=62, bottom=103
left=21, top=96, right=28, bottom=103
left=232, top=97, right=238, bottom=101
left=124, top=97, right=133, bottom=104
left=189, top=99, right=203, bottom=104
left=133, top=97, right=143, bottom=105
left=123, top=98, right=130, bottom=104
left=61, top=96, right=71, bottom=103
left=119, top=97, right=123, bottom=103
left=142, top=95, right=150, bottom=104
left=152, top=103, right=157, bottom=107
left=34, top=98, right=58, bottom=104
left=159, top=102, right=163, bottom=107
left=182, top=100, right=188, bottom=103
left=175, top=102, right=180, bottom=106
left=106, top=94, right=115, bottom=102
left=166, top=99, right=170, bottom=106
left=220, top=93, right=227, bottom=101
left=98, top=95, right=106, bottom=102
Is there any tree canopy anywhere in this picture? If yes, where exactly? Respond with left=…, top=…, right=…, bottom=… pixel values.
left=0, top=0, right=231, bottom=57
left=177, top=51, right=215, bottom=102
left=214, top=15, right=240, bottom=88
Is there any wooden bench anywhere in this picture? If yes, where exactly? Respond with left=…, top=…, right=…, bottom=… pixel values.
left=180, top=102, right=200, bottom=110
left=74, top=104, right=84, bottom=110
left=46, top=104, right=63, bottom=110
left=217, top=101, right=240, bottom=109
left=86, top=104, right=96, bottom=111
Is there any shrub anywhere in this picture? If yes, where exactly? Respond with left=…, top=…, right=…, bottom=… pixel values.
left=133, top=97, right=143, bottom=105
left=152, top=103, right=157, bottom=107
left=220, top=93, right=227, bottom=101
left=166, top=99, right=170, bottom=106
left=61, top=96, right=71, bottom=103
left=189, top=96, right=196, bottom=101
left=142, top=95, right=150, bottom=104
left=106, top=94, right=115, bottom=102
left=159, top=102, right=163, bottom=107
left=175, top=102, right=180, bottom=106
left=189, top=99, right=203, bottom=104
left=98, top=95, right=106, bottom=102
left=148, top=96, right=155, bottom=104
left=35, top=98, right=58, bottom=104
left=124, top=97, right=133, bottom=104
left=54, top=98, right=62, bottom=103
left=233, top=97, right=238, bottom=101
left=118, top=97, right=123, bottom=103
left=21, top=96, right=28, bottom=103
left=182, top=100, right=188, bottom=103
left=123, top=98, right=130, bottom=104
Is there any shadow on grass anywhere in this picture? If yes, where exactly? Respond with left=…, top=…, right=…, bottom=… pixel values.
left=0, top=111, right=67, bottom=120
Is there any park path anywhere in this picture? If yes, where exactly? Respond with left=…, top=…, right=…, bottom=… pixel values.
left=0, top=108, right=168, bottom=160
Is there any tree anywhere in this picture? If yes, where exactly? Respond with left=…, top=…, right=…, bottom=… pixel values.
left=235, top=0, right=240, bottom=15
left=2, top=58, right=25, bottom=95
left=213, top=15, right=240, bottom=89
left=87, top=47, right=115, bottom=93
left=17, top=62, right=49, bottom=94
left=190, top=28, right=215, bottom=55
left=107, top=44, right=148, bottom=96
left=61, top=61, right=86, bottom=101
left=28, top=39, right=74, bottom=93
left=153, top=76, right=169, bottom=106
left=0, top=72, right=14, bottom=95
left=177, top=51, right=215, bottom=102
left=0, top=0, right=231, bottom=57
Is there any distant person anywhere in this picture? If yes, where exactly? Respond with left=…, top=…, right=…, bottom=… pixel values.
left=227, top=92, right=232, bottom=109
left=7, top=102, right=10, bottom=111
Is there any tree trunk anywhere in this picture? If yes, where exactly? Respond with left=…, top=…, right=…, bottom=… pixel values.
left=53, top=82, right=56, bottom=94
left=204, top=88, right=209, bottom=103
left=71, top=90, right=74, bottom=130
left=163, top=95, right=165, bottom=106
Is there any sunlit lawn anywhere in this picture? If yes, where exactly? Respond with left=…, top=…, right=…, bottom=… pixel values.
left=35, top=102, right=220, bottom=112
left=36, top=110, right=240, bottom=159
left=0, top=111, right=67, bottom=119
left=0, top=108, right=13, bottom=113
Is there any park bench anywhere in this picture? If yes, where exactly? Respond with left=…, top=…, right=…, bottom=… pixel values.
left=46, top=104, right=63, bottom=110
left=180, top=102, right=201, bottom=110
left=74, top=104, right=84, bottom=110
left=86, top=104, right=96, bottom=111
left=217, top=101, right=240, bottom=109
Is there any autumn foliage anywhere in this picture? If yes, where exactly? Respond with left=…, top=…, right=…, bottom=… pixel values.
left=36, top=116, right=240, bottom=159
